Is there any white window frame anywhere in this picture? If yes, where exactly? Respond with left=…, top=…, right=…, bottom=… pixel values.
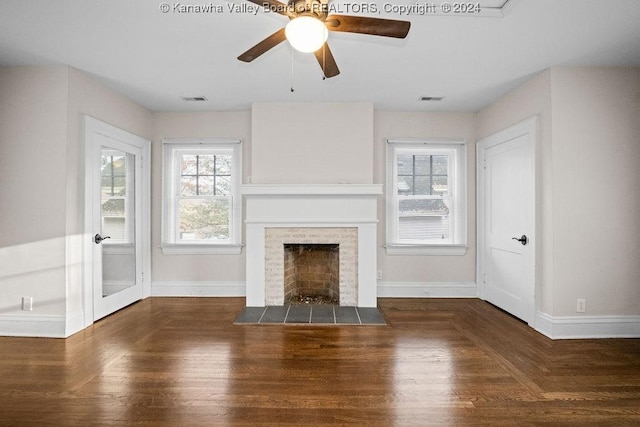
left=385, top=138, right=467, bottom=256
left=161, top=138, right=242, bottom=255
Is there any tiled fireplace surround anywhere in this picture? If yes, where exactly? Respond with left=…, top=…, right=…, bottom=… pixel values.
left=241, top=185, right=382, bottom=308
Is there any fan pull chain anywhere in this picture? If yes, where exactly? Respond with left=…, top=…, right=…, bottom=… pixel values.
left=322, top=44, right=326, bottom=81
left=290, top=48, right=295, bottom=93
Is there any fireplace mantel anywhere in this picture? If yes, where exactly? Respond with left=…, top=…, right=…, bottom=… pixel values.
left=242, top=184, right=382, bottom=308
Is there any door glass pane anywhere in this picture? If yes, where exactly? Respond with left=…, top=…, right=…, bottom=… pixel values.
left=100, top=148, right=136, bottom=298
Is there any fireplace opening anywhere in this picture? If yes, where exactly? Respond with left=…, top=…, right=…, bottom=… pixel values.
left=284, top=244, right=339, bottom=305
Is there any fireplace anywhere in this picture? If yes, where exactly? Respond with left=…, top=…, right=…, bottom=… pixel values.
left=241, top=184, right=382, bottom=307
left=284, top=244, right=339, bottom=304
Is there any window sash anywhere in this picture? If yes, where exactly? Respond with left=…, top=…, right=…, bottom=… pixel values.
left=162, top=140, right=241, bottom=249
left=174, top=195, right=232, bottom=243
left=387, top=140, right=466, bottom=249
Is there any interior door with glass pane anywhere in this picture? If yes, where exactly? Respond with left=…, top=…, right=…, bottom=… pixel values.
left=87, top=121, right=145, bottom=321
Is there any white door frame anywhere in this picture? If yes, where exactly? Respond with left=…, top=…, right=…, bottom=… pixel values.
left=82, top=116, right=151, bottom=327
left=477, top=116, right=537, bottom=325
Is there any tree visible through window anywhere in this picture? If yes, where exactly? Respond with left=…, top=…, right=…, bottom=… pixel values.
left=101, top=150, right=130, bottom=242
left=178, top=154, right=231, bottom=240
left=162, top=139, right=242, bottom=253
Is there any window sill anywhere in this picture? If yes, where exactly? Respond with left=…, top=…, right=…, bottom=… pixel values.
left=385, top=243, right=468, bottom=256
left=160, top=243, right=243, bottom=255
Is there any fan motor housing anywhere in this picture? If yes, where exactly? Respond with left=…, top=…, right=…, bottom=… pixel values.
left=290, top=0, right=328, bottom=20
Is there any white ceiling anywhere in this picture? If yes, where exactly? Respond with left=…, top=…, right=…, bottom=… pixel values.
left=1, top=0, right=639, bottom=112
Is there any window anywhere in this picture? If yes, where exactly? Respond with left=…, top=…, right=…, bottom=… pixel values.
left=162, top=139, right=242, bottom=254
left=386, top=139, right=467, bottom=255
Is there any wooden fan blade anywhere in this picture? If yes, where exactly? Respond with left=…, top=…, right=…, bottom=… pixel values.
left=238, top=28, right=287, bottom=62
left=325, top=15, right=411, bottom=38
left=313, top=43, right=340, bottom=78
left=244, top=0, right=292, bottom=16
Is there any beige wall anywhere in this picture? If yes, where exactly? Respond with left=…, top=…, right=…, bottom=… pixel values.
left=0, top=66, right=69, bottom=247
left=150, top=111, right=251, bottom=282
left=476, top=69, right=554, bottom=314
left=477, top=67, right=640, bottom=317
left=149, top=107, right=478, bottom=286
left=0, top=65, right=151, bottom=330
left=0, top=66, right=70, bottom=316
left=251, top=103, right=374, bottom=184
left=374, top=111, right=477, bottom=283
left=65, top=68, right=152, bottom=323
left=3, top=64, right=639, bottom=336
left=549, top=67, right=640, bottom=316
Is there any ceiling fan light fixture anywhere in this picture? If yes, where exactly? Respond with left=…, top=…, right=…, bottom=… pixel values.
left=285, top=16, right=328, bottom=53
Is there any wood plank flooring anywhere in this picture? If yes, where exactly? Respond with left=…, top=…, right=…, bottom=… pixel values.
left=1, top=298, right=639, bottom=426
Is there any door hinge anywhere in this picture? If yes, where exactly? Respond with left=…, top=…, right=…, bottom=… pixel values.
left=141, top=272, right=144, bottom=283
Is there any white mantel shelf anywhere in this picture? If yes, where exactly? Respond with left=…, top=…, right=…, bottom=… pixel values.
left=240, top=184, right=383, bottom=196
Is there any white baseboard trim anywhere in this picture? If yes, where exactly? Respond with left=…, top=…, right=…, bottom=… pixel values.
left=65, top=311, right=86, bottom=338
left=151, top=281, right=246, bottom=297
left=377, top=281, right=477, bottom=298
left=152, top=281, right=479, bottom=299
left=0, top=314, right=67, bottom=338
left=535, top=312, right=640, bottom=339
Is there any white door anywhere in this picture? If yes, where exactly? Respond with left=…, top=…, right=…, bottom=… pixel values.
left=477, top=117, right=536, bottom=324
left=84, top=117, right=150, bottom=322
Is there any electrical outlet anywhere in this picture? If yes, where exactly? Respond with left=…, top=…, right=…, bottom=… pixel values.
left=576, top=298, right=586, bottom=313
left=22, top=297, right=33, bottom=311
left=376, top=270, right=383, bottom=280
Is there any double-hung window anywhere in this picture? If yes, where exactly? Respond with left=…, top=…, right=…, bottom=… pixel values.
left=161, top=139, right=242, bottom=254
left=386, top=139, right=467, bottom=255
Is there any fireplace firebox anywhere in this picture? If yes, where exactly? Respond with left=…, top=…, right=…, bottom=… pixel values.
left=284, top=244, right=339, bottom=304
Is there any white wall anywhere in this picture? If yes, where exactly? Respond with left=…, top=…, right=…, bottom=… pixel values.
left=374, top=111, right=477, bottom=290
left=251, top=103, right=374, bottom=184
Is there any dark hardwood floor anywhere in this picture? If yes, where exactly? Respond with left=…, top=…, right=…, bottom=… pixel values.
left=1, top=298, right=639, bottom=426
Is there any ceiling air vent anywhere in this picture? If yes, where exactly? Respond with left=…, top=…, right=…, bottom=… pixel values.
left=182, top=96, right=208, bottom=102
left=419, top=96, right=444, bottom=102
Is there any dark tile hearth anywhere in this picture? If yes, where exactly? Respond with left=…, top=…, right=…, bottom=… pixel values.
left=234, top=304, right=386, bottom=326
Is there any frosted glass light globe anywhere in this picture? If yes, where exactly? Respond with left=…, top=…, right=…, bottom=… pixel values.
left=285, top=16, right=328, bottom=53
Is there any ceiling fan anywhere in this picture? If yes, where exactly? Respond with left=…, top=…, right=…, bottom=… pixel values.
left=237, top=0, right=411, bottom=78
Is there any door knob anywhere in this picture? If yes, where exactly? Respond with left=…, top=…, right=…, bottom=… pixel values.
left=512, top=235, right=528, bottom=246
left=94, top=233, right=111, bottom=244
